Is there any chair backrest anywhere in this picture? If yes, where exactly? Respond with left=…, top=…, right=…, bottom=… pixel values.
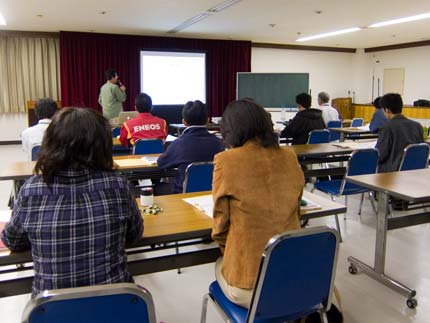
left=339, top=148, right=378, bottom=194
left=246, top=227, right=339, bottom=322
left=307, top=129, right=330, bottom=144
left=112, top=127, right=120, bottom=137
left=346, top=148, right=379, bottom=177
left=327, top=121, right=342, bottom=142
left=22, top=283, right=156, bottom=323
left=399, top=143, right=430, bottom=171
left=183, top=162, right=214, bottom=193
left=133, top=139, right=164, bottom=155
left=351, top=118, right=364, bottom=127
left=31, top=145, right=41, bottom=161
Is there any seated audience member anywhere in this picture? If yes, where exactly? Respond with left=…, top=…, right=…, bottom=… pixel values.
left=1, top=108, right=143, bottom=297
left=21, top=98, right=58, bottom=156
left=318, top=91, right=340, bottom=126
left=157, top=100, right=224, bottom=193
left=119, top=93, right=168, bottom=147
left=376, top=93, right=424, bottom=173
left=281, top=93, right=325, bottom=144
left=212, top=99, right=305, bottom=308
left=369, top=96, right=388, bottom=133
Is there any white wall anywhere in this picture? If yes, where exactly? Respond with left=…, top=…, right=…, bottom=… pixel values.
left=251, top=47, right=355, bottom=107
left=252, top=46, right=430, bottom=107
left=353, top=46, right=430, bottom=105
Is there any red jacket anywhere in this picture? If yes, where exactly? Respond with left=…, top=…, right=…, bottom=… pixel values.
left=119, top=112, right=168, bottom=147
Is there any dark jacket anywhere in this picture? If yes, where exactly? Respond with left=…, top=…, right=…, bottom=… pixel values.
left=157, top=126, right=225, bottom=193
left=281, top=108, right=326, bottom=145
left=376, top=114, right=424, bottom=173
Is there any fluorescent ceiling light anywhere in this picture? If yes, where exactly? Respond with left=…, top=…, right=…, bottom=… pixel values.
left=208, top=0, right=242, bottom=13
left=296, top=27, right=361, bottom=42
left=0, top=12, right=6, bottom=25
left=167, top=13, right=209, bottom=33
left=369, top=13, right=430, bottom=28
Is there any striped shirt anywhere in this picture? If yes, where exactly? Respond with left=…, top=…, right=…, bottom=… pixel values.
left=1, top=169, right=143, bottom=297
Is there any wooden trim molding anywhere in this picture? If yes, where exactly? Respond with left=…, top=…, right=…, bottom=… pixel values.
left=0, top=30, right=59, bottom=38
left=0, top=140, right=21, bottom=145
left=252, top=42, right=356, bottom=53
left=365, top=40, right=430, bottom=53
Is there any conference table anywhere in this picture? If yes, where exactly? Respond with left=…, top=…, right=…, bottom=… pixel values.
left=0, top=190, right=346, bottom=297
left=0, top=155, right=178, bottom=197
left=329, top=127, right=378, bottom=142
left=346, top=169, right=430, bottom=309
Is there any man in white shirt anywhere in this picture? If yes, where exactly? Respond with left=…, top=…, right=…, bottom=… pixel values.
left=21, top=98, right=58, bottom=157
left=318, top=91, right=340, bottom=126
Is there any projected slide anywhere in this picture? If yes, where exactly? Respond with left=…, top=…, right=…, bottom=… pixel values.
left=140, top=51, right=206, bottom=105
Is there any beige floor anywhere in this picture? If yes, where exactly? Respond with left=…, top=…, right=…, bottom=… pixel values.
left=0, top=145, right=429, bottom=322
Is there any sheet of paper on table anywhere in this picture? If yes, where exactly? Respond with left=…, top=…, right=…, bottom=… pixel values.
left=300, top=196, right=321, bottom=210
left=332, top=141, right=377, bottom=150
left=114, top=156, right=158, bottom=168
left=182, top=195, right=214, bottom=218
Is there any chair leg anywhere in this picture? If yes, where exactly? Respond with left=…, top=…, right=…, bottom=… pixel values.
left=369, top=191, right=377, bottom=215
left=334, top=214, right=343, bottom=243
left=319, top=310, right=329, bottom=323
left=343, top=195, right=349, bottom=220
left=200, top=294, right=209, bottom=323
left=358, top=193, right=365, bottom=216
left=176, top=242, right=181, bottom=274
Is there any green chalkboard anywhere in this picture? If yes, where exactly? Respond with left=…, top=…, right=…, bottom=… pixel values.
left=237, top=73, right=309, bottom=108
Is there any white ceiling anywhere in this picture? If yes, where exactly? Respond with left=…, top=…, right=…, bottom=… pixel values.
left=0, top=0, right=429, bottom=48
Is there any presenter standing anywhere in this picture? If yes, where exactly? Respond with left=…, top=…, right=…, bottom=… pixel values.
left=98, top=68, right=126, bottom=119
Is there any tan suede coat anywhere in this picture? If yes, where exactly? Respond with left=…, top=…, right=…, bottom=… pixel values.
left=212, top=141, right=304, bottom=289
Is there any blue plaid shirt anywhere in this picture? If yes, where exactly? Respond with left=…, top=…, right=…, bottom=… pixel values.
left=1, top=169, right=143, bottom=297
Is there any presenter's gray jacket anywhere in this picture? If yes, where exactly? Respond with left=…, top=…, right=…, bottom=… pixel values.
left=98, top=81, right=126, bottom=119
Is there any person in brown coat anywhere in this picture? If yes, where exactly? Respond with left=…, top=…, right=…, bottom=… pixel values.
left=212, top=99, right=305, bottom=308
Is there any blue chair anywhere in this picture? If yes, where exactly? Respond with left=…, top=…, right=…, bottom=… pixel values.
left=133, top=139, right=164, bottom=155
left=22, top=283, right=156, bottom=323
left=313, top=149, right=379, bottom=241
left=112, top=127, right=120, bottom=137
left=307, top=129, right=330, bottom=144
left=327, top=120, right=342, bottom=142
left=183, top=162, right=214, bottom=193
left=200, top=226, right=340, bottom=323
left=351, top=118, right=363, bottom=127
left=31, top=145, right=41, bottom=161
left=399, top=143, right=430, bottom=171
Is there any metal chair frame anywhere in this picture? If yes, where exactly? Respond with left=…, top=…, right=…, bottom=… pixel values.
left=201, top=226, right=340, bottom=323
left=22, top=283, right=156, bottom=323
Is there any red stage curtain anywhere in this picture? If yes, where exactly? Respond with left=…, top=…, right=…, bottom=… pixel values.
left=60, top=32, right=251, bottom=116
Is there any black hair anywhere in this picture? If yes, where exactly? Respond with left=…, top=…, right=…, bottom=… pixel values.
left=380, top=93, right=403, bottom=114
left=135, top=93, right=152, bottom=113
left=182, top=100, right=207, bottom=126
left=35, top=98, right=58, bottom=119
left=105, top=68, right=117, bottom=81
left=35, top=108, right=113, bottom=183
left=296, top=93, right=312, bottom=109
left=373, top=97, right=382, bottom=109
left=221, top=99, right=278, bottom=149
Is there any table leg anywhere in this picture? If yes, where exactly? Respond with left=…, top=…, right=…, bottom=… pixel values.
left=339, top=132, right=345, bottom=142
left=347, top=192, right=418, bottom=308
